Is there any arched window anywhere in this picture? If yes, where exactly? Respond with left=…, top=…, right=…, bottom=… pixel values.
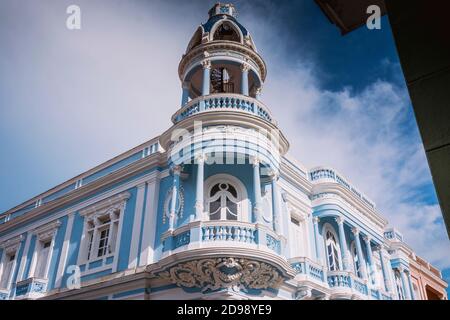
left=324, top=227, right=341, bottom=271
left=351, top=242, right=362, bottom=278
left=207, top=182, right=239, bottom=221
left=213, top=22, right=241, bottom=42
left=394, top=270, right=405, bottom=300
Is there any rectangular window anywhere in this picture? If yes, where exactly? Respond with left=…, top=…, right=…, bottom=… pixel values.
left=83, top=209, right=120, bottom=263
left=0, top=253, right=16, bottom=289
left=97, top=227, right=110, bottom=258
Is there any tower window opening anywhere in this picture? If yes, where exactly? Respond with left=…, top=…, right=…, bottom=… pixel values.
left=213, top=23, right=241, bottom=42
left=211, top=68, right=235, bottom=93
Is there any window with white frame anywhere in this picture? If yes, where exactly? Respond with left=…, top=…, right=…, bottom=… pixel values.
left=79, top=193, right=130, bottom=265
left=324, top=228, right=341, bottom=271
left=30, top=220, right=60, bottom=280
left=351, top=242, right=362, bottom=278
left=84, top=212, right=119, bottom=261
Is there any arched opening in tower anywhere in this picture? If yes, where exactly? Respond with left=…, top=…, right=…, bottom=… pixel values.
left=213, top=23, right=241, bottom=42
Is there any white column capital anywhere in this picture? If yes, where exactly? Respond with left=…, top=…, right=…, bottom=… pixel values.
left=194, top=153, right=207, bottom=164
left=255, top=87, right=263, bottom=95
left=335, top=216, right=344, bottom=225
left=251, top=156, right=261, bottom=167
left=172, top=165, right=182, bottom=176
left=363, top=235, right=372, bottom=243
left=201, top=59, right=212, bottom=70
left=313, top=216, right=320, bottom=224
left=268, top=169, right=280, bottom=181
left=241, top=63, right=251, bottom=72
left=351, top=227, right=360, bottom=236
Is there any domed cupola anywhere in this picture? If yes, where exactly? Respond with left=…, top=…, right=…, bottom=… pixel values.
left=177, top=3, right=267, bottom=109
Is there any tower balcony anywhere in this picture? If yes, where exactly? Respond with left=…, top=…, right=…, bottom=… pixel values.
left=172, top=93, right=275, bottom=125
left=148, top=220, right=296, bottom=294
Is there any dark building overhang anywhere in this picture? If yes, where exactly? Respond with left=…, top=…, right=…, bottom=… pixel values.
left=315, top=0, right=450, bottom=237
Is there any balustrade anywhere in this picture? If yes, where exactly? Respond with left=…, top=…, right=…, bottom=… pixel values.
left=173, top=94, right=274, bottom=124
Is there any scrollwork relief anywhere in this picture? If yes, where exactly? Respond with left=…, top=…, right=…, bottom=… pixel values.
left=157, top=257, right=283, bottom=292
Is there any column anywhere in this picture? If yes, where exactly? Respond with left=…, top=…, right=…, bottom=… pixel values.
left=363, top=236, right=376, bottom=283
left=377, top=246, right=391, bottom=292
left=241, top=63, right=250, bottom=96
left=252, top=157, right=262, bottom=223
left=399, top=267, right=412, bottom=300
left=352, top=228, right=368, bottom=279
left=194, top=154, right=206, bottom=221
left=181, top=81, right=190, bottom=106
left=139, top=174, right=161, bottom=267
left=270, top=171, right=281, bottom=234
left=406, top=271, right=416, bottom=300
left=128, top=183, right=146, bottom=269
left=169, top=166, right=182, bottom=231
left=335, top=217, right=350, bottom=271
left=201, top=60, right=211, bottom=96
left=313, top=217, right=322, bottom=262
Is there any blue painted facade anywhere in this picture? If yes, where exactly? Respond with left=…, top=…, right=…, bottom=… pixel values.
left=0, top=3, right=446, bottom=301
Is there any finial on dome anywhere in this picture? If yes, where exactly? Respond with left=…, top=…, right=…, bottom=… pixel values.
left=208, top=3, right=238, bottom=18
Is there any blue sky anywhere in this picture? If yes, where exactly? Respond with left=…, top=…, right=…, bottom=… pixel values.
left=0, top=0, right=448, bottom=293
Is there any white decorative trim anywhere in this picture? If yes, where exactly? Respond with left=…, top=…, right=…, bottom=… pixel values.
left=0, top=235, right=24, bottom=254
left=54, top=213, right=75, bottom=288
left=139, top=175, right=161, bottom=267
left=128, top=184, right=146, bottom=269
left=79, top=192, right=130, bottom=218
left=33, top=220, right=62, bottom=241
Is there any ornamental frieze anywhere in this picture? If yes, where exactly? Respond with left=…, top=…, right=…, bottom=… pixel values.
left=157, top=257, right=283, bottom=292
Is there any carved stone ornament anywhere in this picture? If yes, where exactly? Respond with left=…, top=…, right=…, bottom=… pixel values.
left=163, top=186, right=185, bottom=224
left=158, top=257, right=283, bottom=292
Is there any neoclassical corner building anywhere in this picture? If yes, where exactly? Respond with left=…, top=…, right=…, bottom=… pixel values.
left=0, top=3, right=447, bottom=301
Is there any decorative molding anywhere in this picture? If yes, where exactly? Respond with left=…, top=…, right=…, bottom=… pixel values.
left=157, top=257, right=283, bottom=292
left=79, top=192, right=130, bottom=224
left=1, top=234, right=24, bottom=254
left=201, top=59, right=212, bottom=70
left=33, top=220, right=61, bottom=241
left=163, top=186, right=185, bottom=224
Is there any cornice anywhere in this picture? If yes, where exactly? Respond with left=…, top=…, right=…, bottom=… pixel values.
left=0, top=153, right=167, bottom=234
left=311, top=182, right=388, bottom=228
left=1, top=136, right=161, bottom=219
left=159, top=111, right=290, bottom=156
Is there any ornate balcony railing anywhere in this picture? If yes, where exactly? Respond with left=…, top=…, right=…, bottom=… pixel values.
left=161, top=220, right=282, bottom=255
left=202, top=223, right=256, bottom=243
left=327, top=271, right=352, bottom=289
left=290, top=257, right=325, bottom=282
left=14, top=277, right=48, bottom=300
left=172, top=94, right=275, bottom=125
left=0, top=289, right=9, bottom=300
left=289, top=260, right=387, bottom=299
